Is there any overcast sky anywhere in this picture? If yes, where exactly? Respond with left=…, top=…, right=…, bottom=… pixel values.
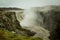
left=0, top=0, right=60, bottom=9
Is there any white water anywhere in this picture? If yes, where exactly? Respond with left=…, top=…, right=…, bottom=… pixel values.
left=20, top=8, right=50, bottom=40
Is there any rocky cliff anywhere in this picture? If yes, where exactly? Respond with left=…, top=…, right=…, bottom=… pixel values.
left=0, top=8, right=36, bottom=37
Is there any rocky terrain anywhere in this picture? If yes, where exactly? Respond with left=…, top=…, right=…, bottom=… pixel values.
left=0, top=28, right=42, bottom=40
left=0, top=8, right=36, bottom=37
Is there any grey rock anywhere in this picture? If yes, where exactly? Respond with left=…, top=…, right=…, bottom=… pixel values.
left=0, top=8, right=36, bottom=36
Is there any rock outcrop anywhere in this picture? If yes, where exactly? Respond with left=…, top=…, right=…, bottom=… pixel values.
left=0, top=8, right=36, bottom=37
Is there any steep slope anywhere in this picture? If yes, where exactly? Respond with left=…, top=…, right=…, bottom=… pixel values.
left=0, top=11, right=36, bottom=36
left=0, top=28, right=42, bottom=40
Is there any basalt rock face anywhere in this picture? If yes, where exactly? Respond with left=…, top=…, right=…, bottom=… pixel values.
left=0, top=9, right=36, bottom=36
left=0, top=12, right=21, bottom=31
left=40, top=6, right=60, bottom=40
left=48, top=12, right=60, bottom=40
left=33, top=6, right=60, bottom=40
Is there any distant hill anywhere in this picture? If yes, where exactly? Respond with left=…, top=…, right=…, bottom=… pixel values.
left=0, top=7, right=24, bottom=11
